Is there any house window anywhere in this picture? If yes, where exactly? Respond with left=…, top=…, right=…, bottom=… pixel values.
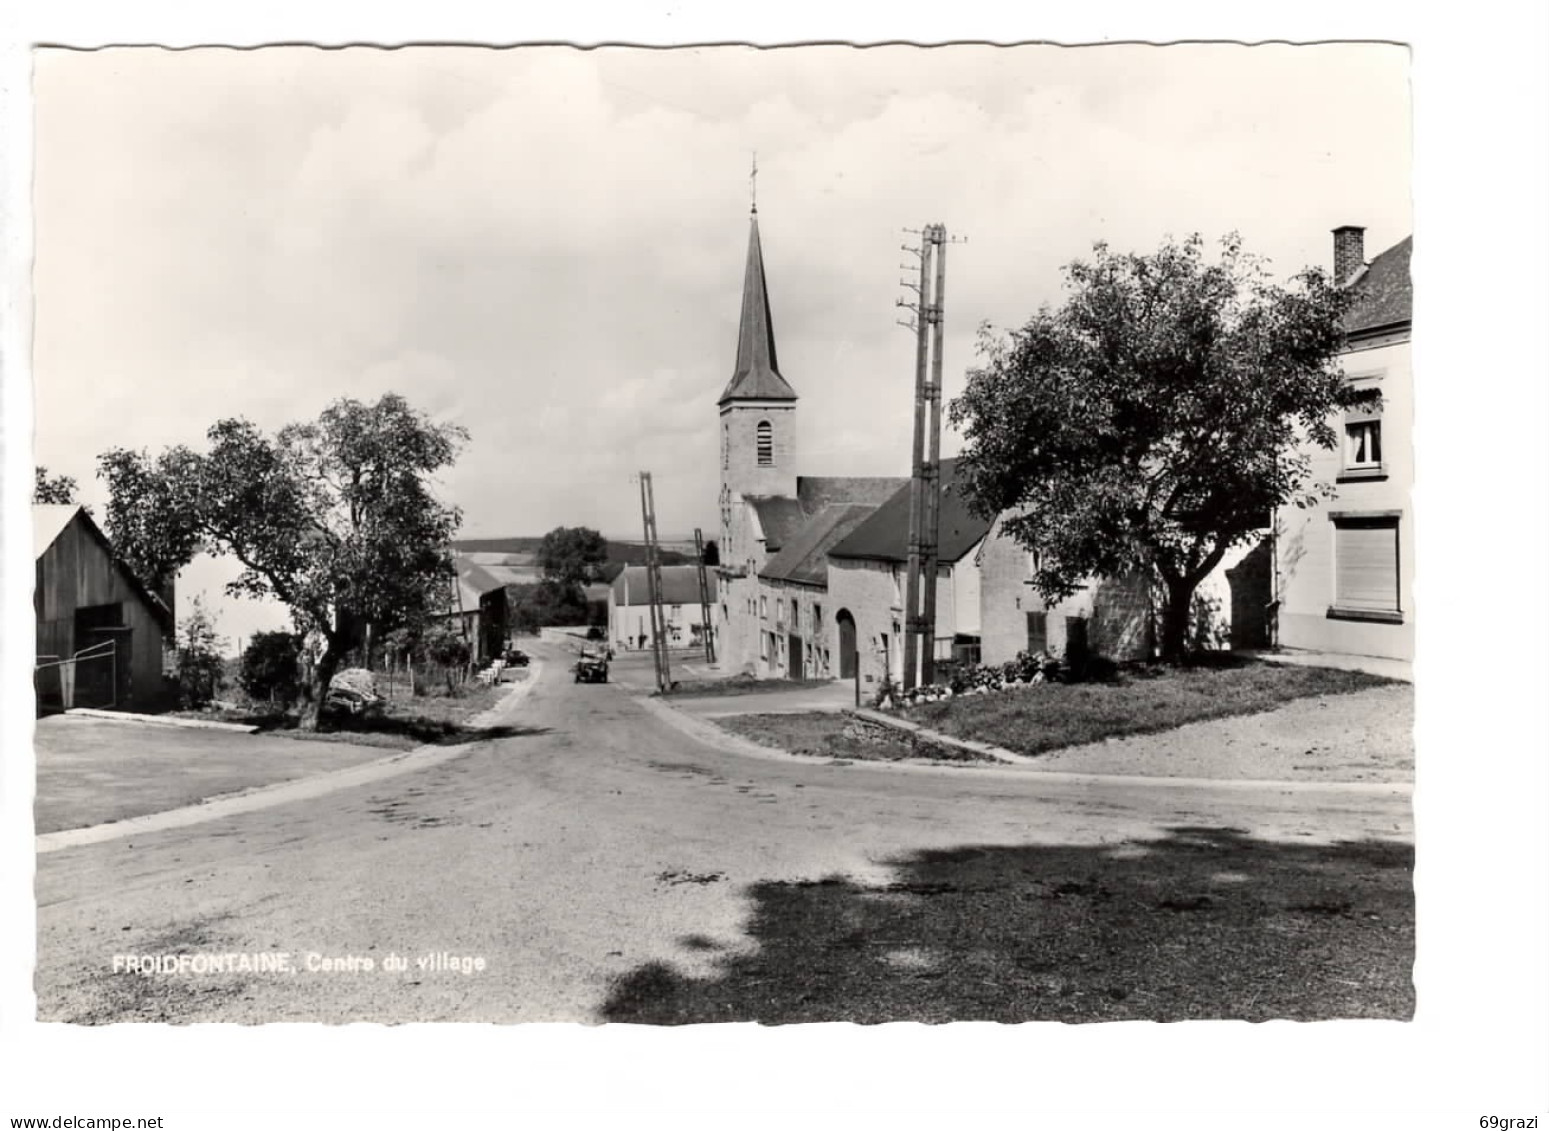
left=760, top=631, right=769, bottom=660
left=1026, top=611, right=1048, bottom=654
left=1340, top=376, right=1385, bottom=481
left=813, top=603, right=822, bottom=629
left=1330, top=514, right=1402, bottom=623
left=756, top=421, right=773, bottom=467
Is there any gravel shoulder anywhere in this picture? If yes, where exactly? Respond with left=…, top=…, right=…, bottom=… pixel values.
left=1016, top=684, right=1413, bottom=782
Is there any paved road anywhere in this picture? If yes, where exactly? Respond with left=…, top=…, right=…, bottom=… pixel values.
left=35, top=640, right=1412, bottom=1023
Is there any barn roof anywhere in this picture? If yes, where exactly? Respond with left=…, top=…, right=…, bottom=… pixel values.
left=32, top=504, right=174, bottom=629
left=610, top=564, right=704, bottom=607
left=32, top=504, right=79, bottom=558
left=827, top=458, right=992, bottom=565
left=760, top=504, right=877, bottom=587
left=718, top=213, right=798, bottom=405
left=1344, top=235, right=1412, bottom=336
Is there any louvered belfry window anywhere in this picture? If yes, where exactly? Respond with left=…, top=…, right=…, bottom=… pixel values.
left=1333, top=516, right=1401, bottom=615
left=756, top=420, right=773, bottom=466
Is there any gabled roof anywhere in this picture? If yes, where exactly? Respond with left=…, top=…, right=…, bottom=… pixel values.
left=718, top=213, right=798, bottom=405
left=745, top=476, right=909, bottom=554
left=33, top=504, right=174, bottom=630
left=827, top=458, right=992, bottom=565
left=760, top=504, right=878, bottom=587
left=32, top=504, right=80, bottom=559
left=610, top=564, right=704, bottom=607
left=744, top=496, right=809, bottom=553
left=1344, top=235, right=1412, bottom=336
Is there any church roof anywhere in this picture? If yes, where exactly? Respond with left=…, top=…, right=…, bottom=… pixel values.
left=718, top=214, right=798, bottom=405
left=827, top=458, right=992, bottom=565
left=746, top=476, right=908, bottom=553
left=760, top=504, right=878, bottom=587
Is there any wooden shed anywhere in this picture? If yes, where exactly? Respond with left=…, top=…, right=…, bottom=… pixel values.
left=34, top=505, right=174, bottom=713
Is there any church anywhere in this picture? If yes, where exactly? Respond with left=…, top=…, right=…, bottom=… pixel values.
left=710, top=204, right=990, bottom=683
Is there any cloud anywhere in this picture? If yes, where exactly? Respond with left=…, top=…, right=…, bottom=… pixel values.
left=31, top=43, right=1410, bottom=631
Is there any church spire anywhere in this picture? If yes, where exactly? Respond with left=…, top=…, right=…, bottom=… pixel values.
left=718, top=209, right=798, bottom=406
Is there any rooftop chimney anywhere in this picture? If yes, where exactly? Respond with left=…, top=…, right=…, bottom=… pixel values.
left=1332, top=225, right=1366, bottom=285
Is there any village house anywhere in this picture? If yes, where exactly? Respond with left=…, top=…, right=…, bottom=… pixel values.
left=1273, top=227, right=1413, bottom=664
left=825, top=458, right=991, bottom=687
left=34, top=504, right=174, bottom=713
left=609, top=564, right=706, bottom=652
left=711, top=205, right=905, bottom=676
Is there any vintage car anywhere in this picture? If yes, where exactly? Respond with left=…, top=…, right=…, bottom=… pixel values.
left=573, top=650, right=609, bottom=684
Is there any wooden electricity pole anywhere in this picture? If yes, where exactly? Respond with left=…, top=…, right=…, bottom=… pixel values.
left=901, top=222, right=957, bottom=691
left=638, top=471, right=672, bottom=693
left=693, top=527, right=716, bottom=664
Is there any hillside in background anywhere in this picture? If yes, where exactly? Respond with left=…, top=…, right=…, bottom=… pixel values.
left=454, top=536, right=692, bottom=581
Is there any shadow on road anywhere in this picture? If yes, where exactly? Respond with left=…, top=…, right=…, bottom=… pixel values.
left=315, top=718, right=553, bottom=746
left=602, top=826, right=1414, bottom=1024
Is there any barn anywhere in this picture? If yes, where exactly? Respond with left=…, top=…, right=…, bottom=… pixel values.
left=34, top=504, right=174, bottom=713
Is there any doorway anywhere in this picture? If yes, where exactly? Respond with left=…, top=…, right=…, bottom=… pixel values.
left=836, top=609, right=857, bottom=678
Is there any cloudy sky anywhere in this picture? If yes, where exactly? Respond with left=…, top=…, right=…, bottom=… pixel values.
left=30, top=43, right=1410, bottom=641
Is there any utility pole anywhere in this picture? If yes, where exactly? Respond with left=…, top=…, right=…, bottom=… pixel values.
left=901, top=228, right=934, bottom=694
left=693, top=527, right=716, bottom=665
left=638, top=472, right=672, bottom=693
left=898, top=222, right=962, bottom=691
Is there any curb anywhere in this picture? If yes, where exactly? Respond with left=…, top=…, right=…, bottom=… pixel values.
left=849, top=707, right=1040, bottom=765
left=36, top=663, right=544, bottom=855
left=58, top=709, right=259, bottom=734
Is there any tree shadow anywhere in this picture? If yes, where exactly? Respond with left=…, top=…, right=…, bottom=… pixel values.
left=249, top=713, right=551, bottom=746
left=602, top=826, right=1414, bottom=1024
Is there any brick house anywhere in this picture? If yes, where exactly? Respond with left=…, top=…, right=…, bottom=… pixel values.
left=1273, top=227, right=1413, bottom=663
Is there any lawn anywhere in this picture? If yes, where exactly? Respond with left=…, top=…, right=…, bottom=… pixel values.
left=902, top=659, right=1392, bottom=758
left=33, top=715, right=391, bottom=834
left=604, top=827, right=1415, bottom=1023
left=718, top=712, right=1000, bottom=765
left=660, top=673, right=836, bottom=699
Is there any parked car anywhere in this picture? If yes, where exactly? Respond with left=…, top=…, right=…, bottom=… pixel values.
left=503, top=648, right=530, bottom=667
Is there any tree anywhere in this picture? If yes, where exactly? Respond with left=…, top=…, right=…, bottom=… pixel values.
left=507, top=579, right=590, bottom=635
left=176, top=597, right=226, bottom=709
left=701, top=539, right=720, bottom=567
left=238, top=630, right=304, bottom=708
left=535, top=526, right=608, bottom=588
left=98, top=393, right=467, bottom=723
left=33, top=466, right=78, bottom=504
left=949, top=233, right=1370, bottom=662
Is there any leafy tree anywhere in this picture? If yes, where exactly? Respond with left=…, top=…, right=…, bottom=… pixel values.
left=238, top=630, right=304, bottom=707
left=97, top=393, right=467, bottom=723
left=176, top=597, right=226, bottom=709
left=536, top=526, right=609, bottom=588
left=507, top=579, right=590, bottom=634
left=950, top=233, right=1370, bottom=662
left=33, top=466, right=78, bottom=504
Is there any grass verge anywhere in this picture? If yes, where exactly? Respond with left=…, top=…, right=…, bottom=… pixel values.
left=903, top=660, right=1391, bottom=758
left=662, top=674, right=837, bottom=699
left=716, top=712, right=998, bottom=765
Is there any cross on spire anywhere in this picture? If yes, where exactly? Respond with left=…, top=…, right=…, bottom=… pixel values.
left=750, top=151, right=758, bottom=214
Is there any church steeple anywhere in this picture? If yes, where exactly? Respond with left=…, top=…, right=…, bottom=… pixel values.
left=718, top=211, right=798, bottom=406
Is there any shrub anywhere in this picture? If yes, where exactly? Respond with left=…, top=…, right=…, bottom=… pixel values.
left=238, top=631, right=304, bottom=707
left=176, top=597, right=226, bottom=709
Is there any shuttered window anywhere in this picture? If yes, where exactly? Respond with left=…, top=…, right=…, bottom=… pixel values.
left=1333, top=517, right=1401, bottom=616
left=756, top=421, right=773, bottom=466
